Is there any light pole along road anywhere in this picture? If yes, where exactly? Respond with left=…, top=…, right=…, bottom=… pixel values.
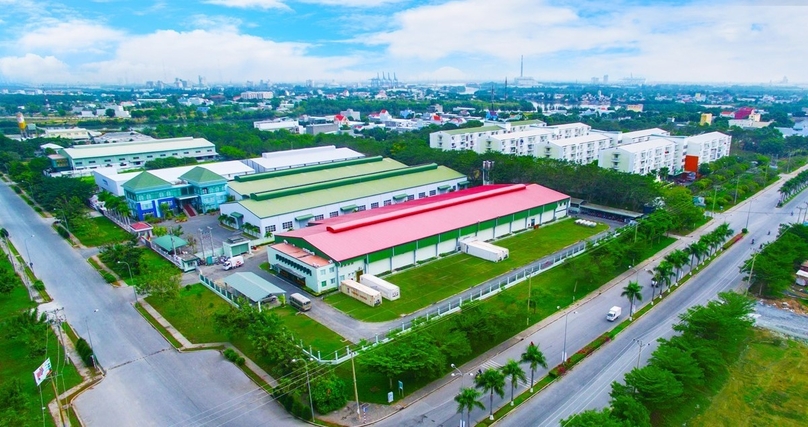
left=377, top=164, right=805, bottom=427
left=0, top=182, right=301, bottom=427
left=497, top=168, right=803, bottom=427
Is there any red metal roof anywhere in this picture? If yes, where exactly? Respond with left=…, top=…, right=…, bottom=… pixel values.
left=275, top=184, right=569, bottom=262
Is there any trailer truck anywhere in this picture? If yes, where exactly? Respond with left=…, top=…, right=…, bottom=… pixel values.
left=340, top=280, right=382, bottom=307
left=459, top=239, right=509, bottom=262
left=360, top=274, right=400, bottom=300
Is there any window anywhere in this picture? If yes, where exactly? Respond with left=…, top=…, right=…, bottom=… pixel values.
left=330, top=211, right=339, bottom=218
left=356, top=205, right=366, bottom=211
left=147, top=155, right=153, bottom=158
left=321, top=281, right=326, bottom=287
left=282, top=221, right=293, bottom=229
left=340, top=275, right=345, bottom=281
left=267, top=225, right=276, bottom=233
left=371, top=202, right=379, bottom=209
left=314, top=214, right=324, bottom=221
left=330, top=278, right=336, bottom=284
left=320, top=269, right=326, bottom=275
left=418, top=192, right=426, bottom=198
left=118, top=158, right=125, bottom=161
left=133, top=156, right=140, bottom=160
left=195, top=150, right=201, bottom=153
left=384, top=200, right=392, bottom=206
left=103, top=159, right=111, bottom=163
left=89, top=160, right=96, bottom=164
left=429, top=190, right=436, bottom=196
left=329, top=266, right=335, bottom=273
left=160, top=154, right=166, bottom=157
left=183, top=151, right=189, bottom=154
left=407, top=195, right=415, bottom=201
left=172, top=153, right=178, bottom=155
left=206, top=149, right=213, bottom=152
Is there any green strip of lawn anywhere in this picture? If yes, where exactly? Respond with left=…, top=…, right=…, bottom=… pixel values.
left=0, top=256, right=83, bottom=426
left=70, top=216, right=133, bottom=247
left=146, top=284, right=348, bottom=356
left=325, top=219, right=609, bottom=322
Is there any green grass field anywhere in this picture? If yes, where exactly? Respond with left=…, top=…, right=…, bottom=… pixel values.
left=686, top=330, right=808, bottom=427
left=325, top=219, right=609, bottom=322
left=335, top=235, right=675, bottom=404
left=0, top=254, right=82, bottom=426
left=70, top=216, right=132, bottom=247
left=146, top=284, right=348, bottom=355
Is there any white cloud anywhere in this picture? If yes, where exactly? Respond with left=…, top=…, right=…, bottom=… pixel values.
left=410, top=66, right=467, bottom=82
left=0, top=53, right=70, bottom=83
left=203, top=0, right=290, bottom=10
left=80, top=29, right=360, bottom=83
left=17, top=20, right=125, bottom=54
left=188, top=14, right=243, bottom=31
left=299, top=0, right=405, bottom=6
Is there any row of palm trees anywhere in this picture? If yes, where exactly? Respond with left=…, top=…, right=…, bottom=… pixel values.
left=454, top=342, right=548, bottom=424
left=621, top=223, right=735, bottom=318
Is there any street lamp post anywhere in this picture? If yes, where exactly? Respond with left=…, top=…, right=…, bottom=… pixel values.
left=292, top=358, right=315, bottom=420
left=24, top=234, right=34, bottom=271
left=117, top=261, right=137, bottom=302
left=451, top=363, right=466, bottom=387
left=558, top=307, right=578, bottom=364
left=632, top=338, right=651, bottom=369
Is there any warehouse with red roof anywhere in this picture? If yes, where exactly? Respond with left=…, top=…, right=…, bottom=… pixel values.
left=267, top=183, right=570, bottom=293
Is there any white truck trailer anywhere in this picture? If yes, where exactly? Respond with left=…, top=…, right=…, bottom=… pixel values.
left=340, top=280, right=382, bottom=307
left=360, top=274, right=400, bottom=301
left=459, top=239, right=509, bottom=262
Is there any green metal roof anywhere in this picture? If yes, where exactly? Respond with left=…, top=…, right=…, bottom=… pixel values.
left=442, top=125, right=501, bottom=135
left=438, top=185, right=451, bottom=190
left=228, top=157, right=405, bottom=196
left=151, top=235, right=188, bottom=251
left=234, top=166, right=466, bottom=219
left=123, top=171, right=172, bottom=192
left=340, top=205, right=357, bottom=212
left=295, top=214, right=314, bottom=221
left=224, top=272, right=286, bottom=303
left=392, top=194, right=408, bottom=200
left=180, top=166, right=226, bottom=185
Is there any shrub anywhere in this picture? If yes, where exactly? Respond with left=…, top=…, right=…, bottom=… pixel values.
left=33, top=206, right=43, bottom=213
left=222, top=348, right=244, bottom=365
left=76, top=337, right=95, bottom=367
left=11, top=185, right=21, bottom=194
left=102, top=272, right=117, bottom=284
left=32, top=280, right=45, bottom=291
left=56, top=226, right=70, bottom=239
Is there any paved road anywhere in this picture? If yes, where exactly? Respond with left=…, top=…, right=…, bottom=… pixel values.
left=377, top=166, right=803, bottom=427
left=496, top=170, right=804, bottom=427
left=0, top=182, right=301, bottom=427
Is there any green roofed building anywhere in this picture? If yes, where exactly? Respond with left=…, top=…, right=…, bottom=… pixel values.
left=219, top=159, right=467, bottom=237
left=124, top=166, right=227, bottom=220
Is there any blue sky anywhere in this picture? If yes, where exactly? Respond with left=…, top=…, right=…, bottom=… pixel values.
left=0, top=0, right=805, bottom=85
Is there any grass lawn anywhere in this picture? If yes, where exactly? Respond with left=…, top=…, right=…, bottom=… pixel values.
left=325, top=219, right=609, bottom=322
left=336, top=236, right=676, bottom=404
left=685, top=330, right=808, bottom=427
left=0, top=257, right=83, bottom=426
left=146, top=284, right=348, bottom=356
left=70, top=216, right=132, bottom=247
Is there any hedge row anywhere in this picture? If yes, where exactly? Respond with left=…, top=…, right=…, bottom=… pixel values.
left=76, top=337, right=95, bottom=368
left=223, top=348, right=245, bottom=366
left=549, top=333, right=611, bottom=378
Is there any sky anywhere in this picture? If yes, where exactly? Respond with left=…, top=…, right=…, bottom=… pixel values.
left=0, top=0, right=806, bottom=85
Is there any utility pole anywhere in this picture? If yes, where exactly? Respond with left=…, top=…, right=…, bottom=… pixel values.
left=350, top=350, right=360, bottom=419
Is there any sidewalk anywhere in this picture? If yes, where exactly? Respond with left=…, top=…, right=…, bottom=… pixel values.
left=136, top=298, right=279, bottom=388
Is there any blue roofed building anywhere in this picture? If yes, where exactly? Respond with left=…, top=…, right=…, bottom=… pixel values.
left=124, top=166, right=228, bottom=220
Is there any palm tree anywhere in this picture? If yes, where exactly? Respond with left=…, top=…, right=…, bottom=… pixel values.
left=654, top=261, right=675, bottom=291
left=454, top=387, right=485, bottom=427
left=520, top=342, right=548, bottom=391
left=501, top=359, right=527, bottom=406
left=621, top=281, right=643, bottom=317
left=665, top=249, right=689, bottom=281
left=474, top=367, right=505, bottom=419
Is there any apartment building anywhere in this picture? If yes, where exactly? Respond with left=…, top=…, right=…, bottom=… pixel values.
left=428, top=120, right=546, bottom=152
left=684, top=132, right=732, bottom=172
left=599, top=138, right=679, bottom=176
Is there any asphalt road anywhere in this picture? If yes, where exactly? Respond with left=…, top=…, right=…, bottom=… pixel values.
left=496, top=171, right=803, bottom=427
left=0, top=182, right=301, bottom=427
left=377, top=166, right=803, bottom=427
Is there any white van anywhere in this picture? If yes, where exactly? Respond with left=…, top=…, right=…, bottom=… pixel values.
left=289, top=293, right=312, bottom=312
left=606, top=306, right=622, bottom=322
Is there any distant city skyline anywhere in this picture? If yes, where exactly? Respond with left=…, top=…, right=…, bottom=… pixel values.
left=0, top=0, right=805, bottom=85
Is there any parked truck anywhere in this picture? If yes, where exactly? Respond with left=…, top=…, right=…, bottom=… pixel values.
left=459, top=238, right=509, bottom=262
left=340, top=279, right=382, bottom=307
left=606, top=306, right=622, bottom=322
left=360, top=274, right=400, bottom=300
left=223, top=255, right=244, bottom=271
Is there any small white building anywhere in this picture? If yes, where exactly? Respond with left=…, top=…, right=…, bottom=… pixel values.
left=241, top=146, right=364, bottom=174
left=43, top=127, right=102, bottom=141
left=253, top=120, right=301, bottom=133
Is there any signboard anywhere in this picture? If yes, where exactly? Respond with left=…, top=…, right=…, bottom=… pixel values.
left=398, top=380, right=403, bottom=391
left=33, top=358, right=51, bottom=386
left=387, top=392, right=394, bottom=403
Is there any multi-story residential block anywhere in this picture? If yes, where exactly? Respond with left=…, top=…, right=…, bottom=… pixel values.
left=599, top=138, right=679, bottom=176
left=683, top=132, right=732, bottom=172
left=428, top=120, right=546, bottom=152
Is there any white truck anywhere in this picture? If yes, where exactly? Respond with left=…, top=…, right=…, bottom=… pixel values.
left=360, top=274, right=401, bottom=300
left=459, top=239, right=509, bottom=262
left=222, top=255, right=244, bottom=270
left=606, top=306, right=622, bottom=322
left=340, top=279, right=382, bottom=307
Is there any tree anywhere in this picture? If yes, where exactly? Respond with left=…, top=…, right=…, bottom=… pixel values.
left=105, top=108, right=116, bottom=118
left=474, top=367, right=505, bottom=419
left=454, top=387, right=485, bottom=427
left=615, top=365, right=684, bottom=413
left=362, top=333, right=445, bottom=389
left=561, top=408, right=624, bottom=427
left=648, top=340, right=704, bottom=391
left=501, top=359, right=527, bottom=406
left=610, top=394, right=651, bottom=427
left=310, top=372, right=348, bottom=414
left=665, top=249, right=690, bottom=281
left=520, top=341, right=547, bottom=390
left=686, top=241, right=707, bottom=269
left=0, top=269, right=19, bottom=294
left=621, top=281, right=643, bottom=318
left=138, top=263, right=181, bottom=300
